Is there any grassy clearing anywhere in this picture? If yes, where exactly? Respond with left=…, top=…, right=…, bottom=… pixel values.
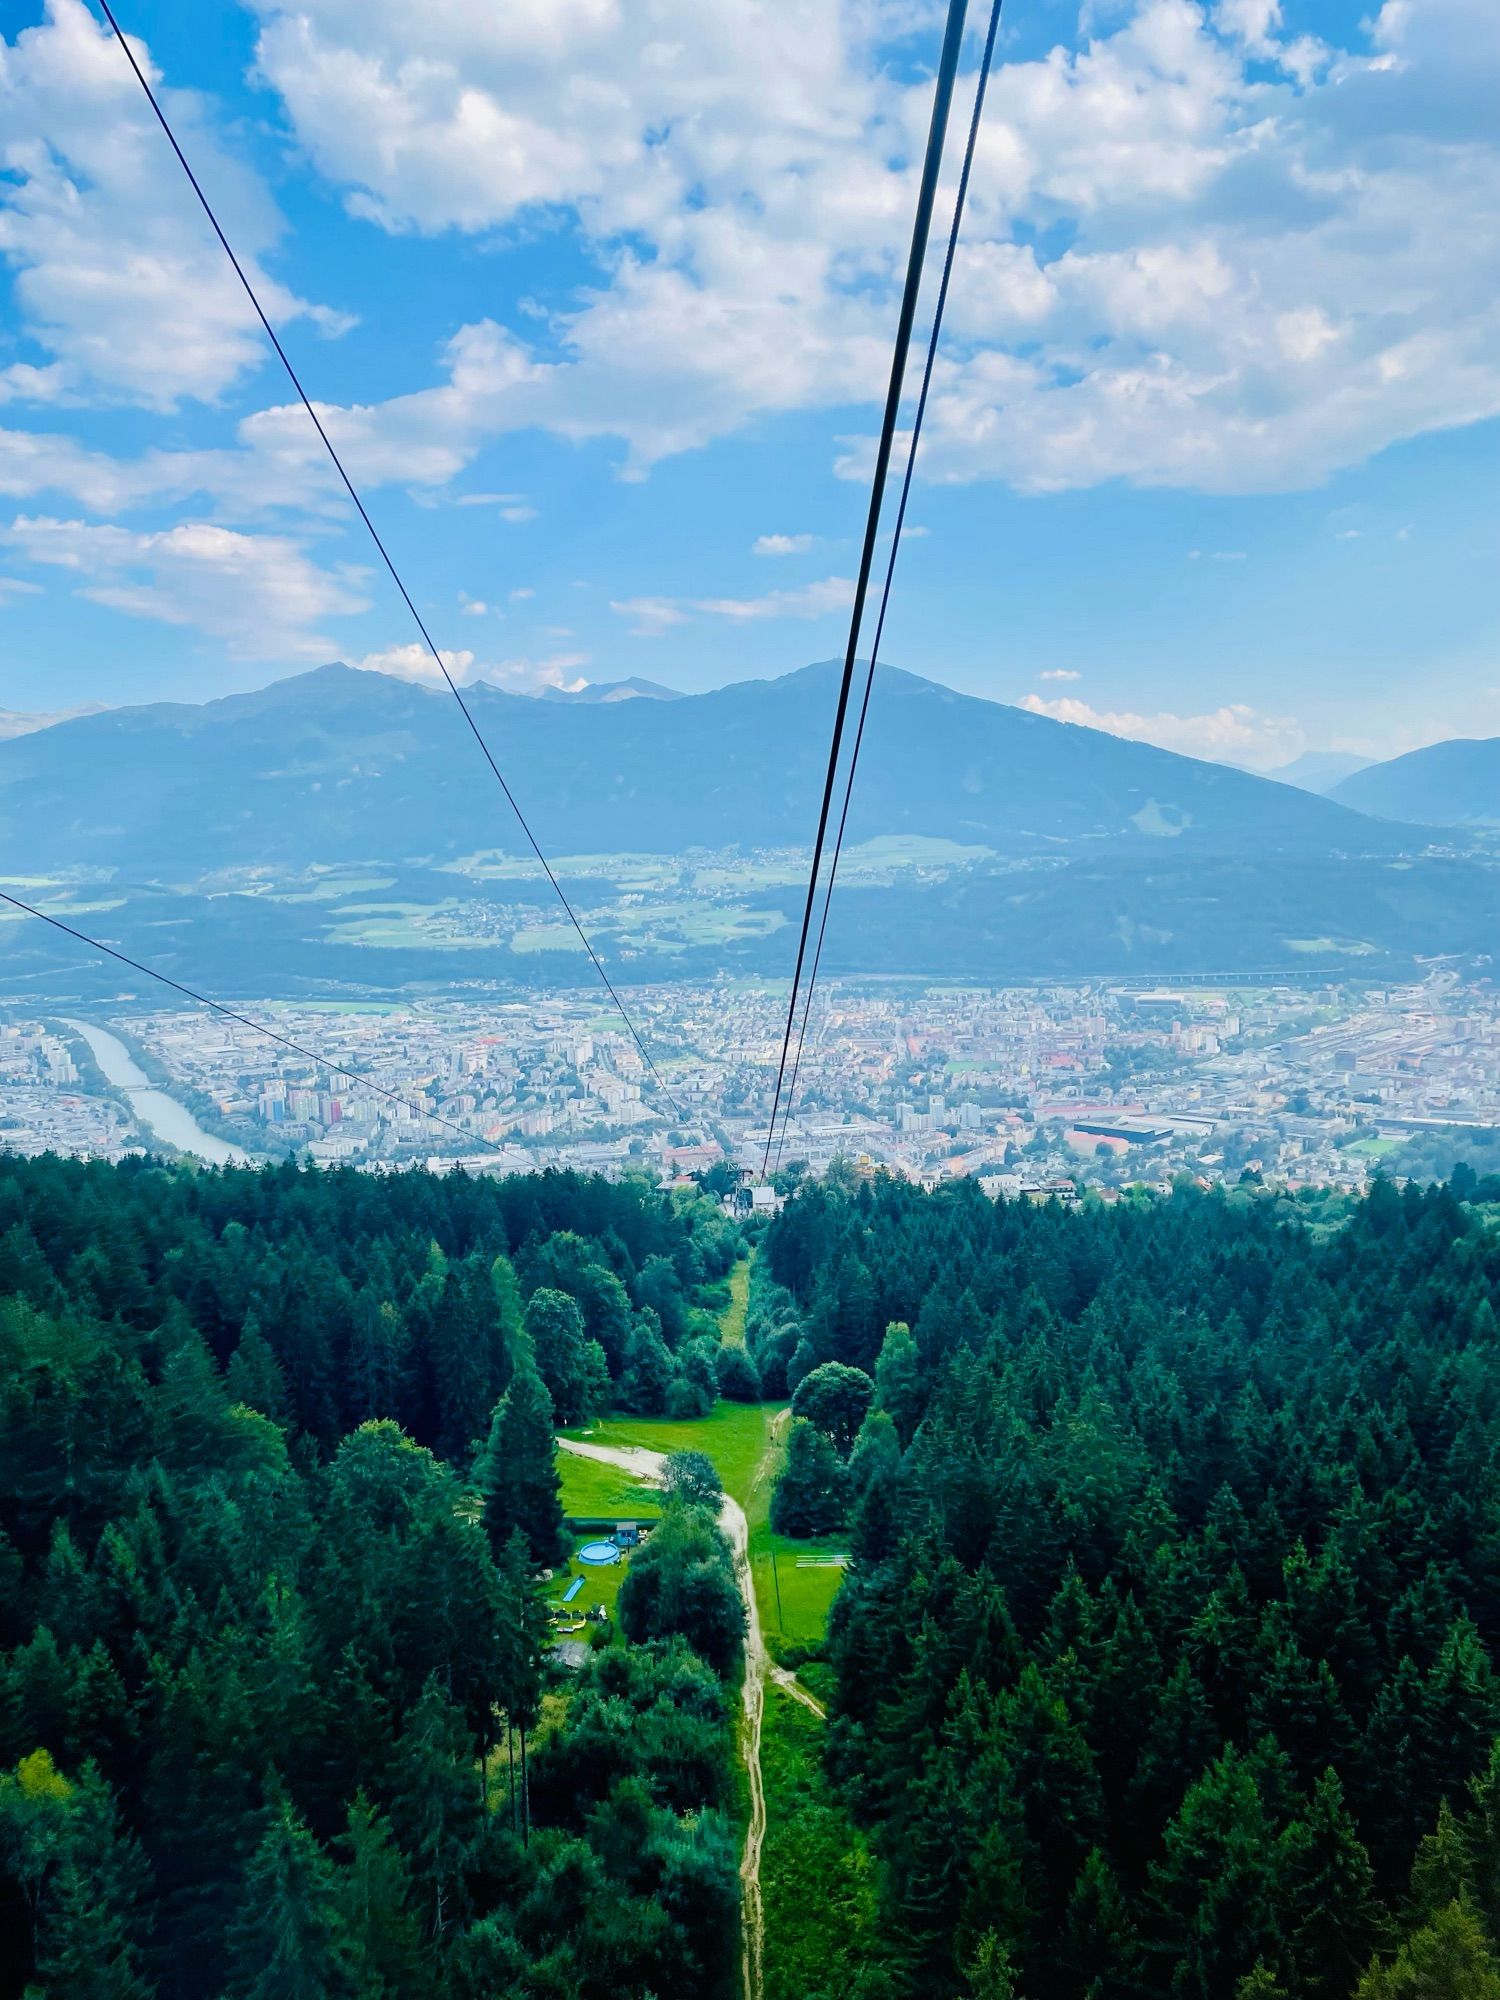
left=275, top=999, right=404, bottom=1016
left=750, top=1537, right=845, bottom=1652
left=720, top=1260, right=750, bottom=1349
left=1346, top=1136, right=1401, bottom=1159
left=2, top=897, right=123, bottom=919
left=558, top=1253, right=847, bottom=1654
left=557, top=1450, right=662, bottom=1523
left=568, top=1401, right=775, bottom=1505
left=511, top=925, right=590, bottom=954
left=564, top=1401, right=845, bottom=1655
left=546, top=1543, right=630, bottom=1624
left=614, top=902, right=786, bottom=949
left=760, top=1687, right=888, bottom=2000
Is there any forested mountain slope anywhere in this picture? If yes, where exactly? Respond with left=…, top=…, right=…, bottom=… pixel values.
left=761, top=1170, right=1500, bottom=2000
left=0, top=1155, right=746, bottom=1998
left=1331, top=736, right=1500, bottom=827
left=0, top=660, right=1404, bottom=876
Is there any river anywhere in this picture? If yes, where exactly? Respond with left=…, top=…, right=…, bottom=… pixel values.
left=66, top=1019, right=257, bottom=1168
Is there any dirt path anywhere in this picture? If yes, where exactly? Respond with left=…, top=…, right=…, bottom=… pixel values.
left=769, top=1662, right=827, bottom=1719
left=557, top=1435, right=771, bottom=2000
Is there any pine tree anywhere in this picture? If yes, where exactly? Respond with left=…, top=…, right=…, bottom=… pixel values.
left=874, top=1320, right=924, bottom=1446
left=31, top=1765, right=154, bottom=2000
left=964, top=1931, right=1019, bottom=2000
left=1355, top=1901, right=1500, bottom=2000
left=1058, top=1846, right=1144, bottom=1998
left=387, top=1682, right=481, bottom=1944
left=771, top=1419, right=848, bottom=1536
left=225, top=1318, right=290, bottom=1424
left=523, top=1287, right=606, bottom=1428
left=1411, top=1799, right=1475, bottom=1927
left=1465, top=1741, right=1500, bottom=1939
left=1284, top=1769, right=1381, bottom=1996
left=334, top=1793, right=429, bottom=2000
left=428, top=1263, right=500, bottom=1462
left=1148, top=1747, right=1288, bottom=1999
left=223, top=1799, right=351, bottom=2000
left=475, top=1354, right=565, bottom=1567
left=1237, top=1969, right=1290, bottom=2000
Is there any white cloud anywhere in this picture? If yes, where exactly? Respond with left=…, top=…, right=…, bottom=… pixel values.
left=352, top=641, right=477, bottom=687
left=228, top=0, right=1500, bottom=498
left=0, top=0, right=345, bottom=410
left=0, top=575, right=42, bottom=604
left=754, top=533, right=815, bottom=556
left=7, top=0, right=1500, bottom=534
left=352, top=641, right=588, bottom=693
left=4, top=515, right=367, bottom=659
left=1021, top=690, right=1306, bottom=770
left=1213, top=0, right=1280, bottom=54
left=609, top=596, right=691, bottom=639
left=488, top=652, right=590, bottom=692
left=612, top=575, right=852, bottom=636
left=694, top=576, right=853, bottom=622
left=1038, top=667, right=1081, bottom=682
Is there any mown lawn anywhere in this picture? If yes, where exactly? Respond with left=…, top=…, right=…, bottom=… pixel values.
left=560, top=1399, right=846, bottom=1654
left=720, top=1258, right=750, bottom=1348
left=557, top=1449, right=662, bottom=1524
left=554, top=1248, right=848, bottom=1654
left=565, top=1400, right=775, bottom=1507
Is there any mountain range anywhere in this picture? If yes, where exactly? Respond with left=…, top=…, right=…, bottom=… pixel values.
left=1268, top=749, right=1373, bottom=794
left=0, top=659, right=1416, bottom=877
left=0, top=700, right=106, bottom=743
left=536, top=676, right=682, bottom=705
left=2, top=662, right=1495, bottom=995
left=1330, top=737, right=1500, bottom=826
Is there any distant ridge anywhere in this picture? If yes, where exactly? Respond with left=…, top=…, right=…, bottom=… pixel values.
left=1270, top=749, right=1373, bottom=795
left=0, top=658, right=1416, bottom=878
left=534, top=676, right=682, bottom=705
left=0, top=701, right=106, bottom=743
left=1331, top=737, right=1500, bottom=826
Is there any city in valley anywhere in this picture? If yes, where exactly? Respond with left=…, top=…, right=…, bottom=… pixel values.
left=4, top=973, right=1497, bottom=1196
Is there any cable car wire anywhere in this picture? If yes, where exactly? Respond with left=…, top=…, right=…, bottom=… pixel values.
left=773, top=0, right=1006, bottom=1172
left=92, top=0, right=680, bottom=1117
left=760, top=0, right=971, bottom=1180
left=0, top=890, right=483, bottom=1151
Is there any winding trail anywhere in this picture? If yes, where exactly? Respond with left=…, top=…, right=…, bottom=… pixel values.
left=557, top=1434, right=777, bottom=2000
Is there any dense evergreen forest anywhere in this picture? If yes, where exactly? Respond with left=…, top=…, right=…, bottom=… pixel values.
left=758, top=1170, right=1500, bottom=1999
left=13, top=1148, right=1500, bottom=1998
left=0, top=1153, right=744, bottom=1998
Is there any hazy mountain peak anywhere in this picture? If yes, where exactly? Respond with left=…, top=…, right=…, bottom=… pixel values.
left=0, top=700, right=106, bottom=742
left=0, top=657, right=1410, bottom=885
left=533, top=676, right=682, bottom=704
left=1269, top=750, right=1374, bottom=795
left=1331, top=736, right=1500, bottom=826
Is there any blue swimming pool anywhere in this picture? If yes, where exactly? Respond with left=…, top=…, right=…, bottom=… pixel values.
left=577, top=1540, right=621, bottom=1566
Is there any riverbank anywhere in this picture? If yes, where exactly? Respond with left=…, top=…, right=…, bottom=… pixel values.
left=64, top=1019, right=258, bottom=1167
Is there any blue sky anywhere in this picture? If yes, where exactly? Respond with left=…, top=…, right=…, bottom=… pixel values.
left=2, top=0, right=1498, bottom=769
